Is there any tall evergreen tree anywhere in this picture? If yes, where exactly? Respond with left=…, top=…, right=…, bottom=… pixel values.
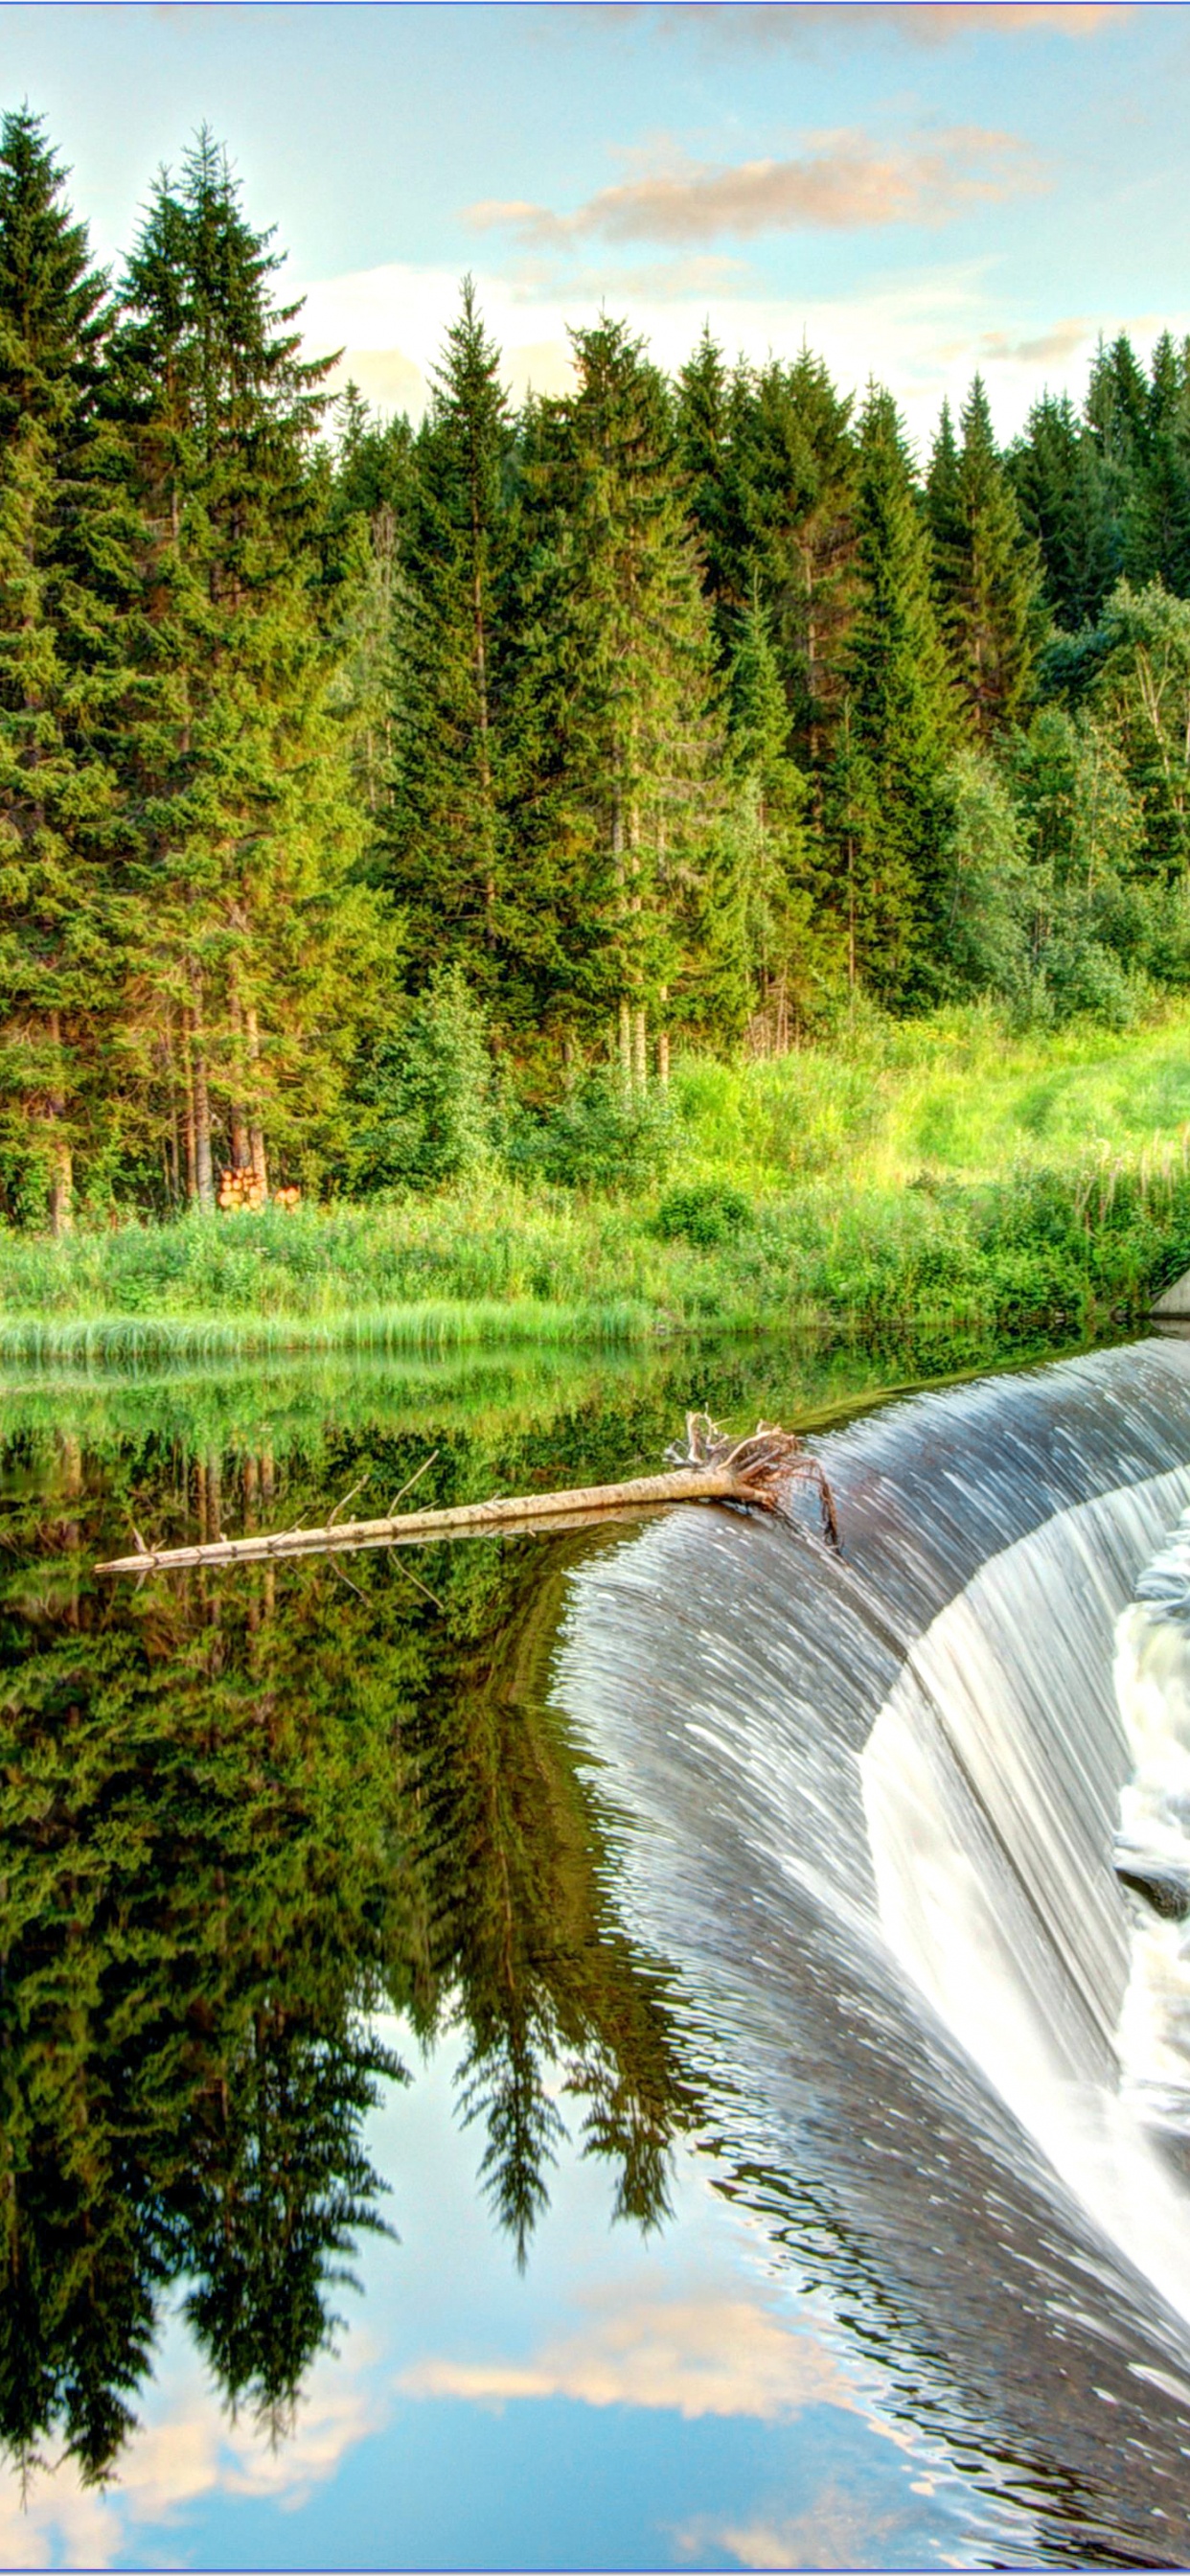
left=387, top=279, right=515, bottom=1002
left=1008, top=390, right=1116, bottom=634
left=509, top=317, right=721, bottom=1074
left=733, top=350, right=858, bottom=780
left=675, top=325, right=739, bottom=665
left=929, top=375, right=1042, bottom=742
left=107, top=132, right=388, bottom=1207
left=1126, top=331, right=1190, bottom=596
left=716, top=580, right=817, bottom=1046
left=323, top=381, right=412, bottom=820
left=0, top=108, right=123, bottom=1231
left=833, top=385, right=956, bottom=999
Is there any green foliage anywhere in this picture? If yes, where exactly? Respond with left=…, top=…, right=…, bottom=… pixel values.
left=0, top=1379, right=701, bottom=2474
left=653, top=1181, right=751, bottom=1247
left=508, top=315, right=721, bottom=1056
left=387, top=280, right=515, bottom=1000
left=934, top=748, right=1032, bottom=1008
left=7, top=110, right=1190, bottom=1222
left=928, top=375, right=1043, bottom=741
left=352, top=965, right=502, bottom=1191
left=515, top=1070, right=676, bottom=1192
left=831, top=386, right=956, bottom=1002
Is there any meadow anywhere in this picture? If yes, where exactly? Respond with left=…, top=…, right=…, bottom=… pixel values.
left=4, top=1006, right=1190, bottom=1373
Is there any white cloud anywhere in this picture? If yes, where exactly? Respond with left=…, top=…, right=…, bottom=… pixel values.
left=469, top=126, right=1045, bottom=251
left=299, top=248, right=1190, bottom=448
left=674, top=2477, right=921, bottom=2570
left=0, top=2334, right=388, bottom=2569
left=400, top=2279, right=858, bottom=2423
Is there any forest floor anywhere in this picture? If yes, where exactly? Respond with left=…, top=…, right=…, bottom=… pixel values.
left=5, top=1004, right=1190, bottom=1372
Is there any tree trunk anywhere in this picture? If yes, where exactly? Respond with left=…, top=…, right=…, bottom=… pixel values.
left=228, top=992, right=249, bottom=1169
left=46, top=1010, right=73, bottom=1237
left=631, top=1006, right=648, bottom=1092
left=190, top=980, right=216, bottom=1211
left=181, top=1006, right=197, bottom=1204
left=618, top=997, right=632, bottom=1090
left=244, top=1005, right=268, bottom=1197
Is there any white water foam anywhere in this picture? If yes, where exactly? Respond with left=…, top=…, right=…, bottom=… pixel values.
left=1113, top=1506, right=1190, bottom=2137
left=861, top=1463, right=1190, bottom=2334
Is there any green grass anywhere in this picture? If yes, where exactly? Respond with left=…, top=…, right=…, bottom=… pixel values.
left=6, top=1003, right=1190, bottom=1370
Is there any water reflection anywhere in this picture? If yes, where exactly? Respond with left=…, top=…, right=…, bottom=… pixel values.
left=2, top=1346, right=763, bottom=2486
left=0, top=1323, right=1135, bottom=2564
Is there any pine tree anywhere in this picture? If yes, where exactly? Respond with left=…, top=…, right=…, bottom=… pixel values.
left=931, top=375, right=1043, bottom=742
left=1082, top=332, right=1147, bottom=604
left=675, top=326, right=742, bottom=665
left=323, top=381, right=412, bottom=819
left=387, top=279, right=514, bottom=1001
left=0, top=108, right=123, bottom=1232
left=107, top=132, right=389, bottom=1207
left=833, top=384, right=956, bottom=999
left=1008, top=391, right=1116, bottom=633
left=733, top=350, right=858, bottom=780
left=509, top=316, right=721, bottom=1075
left=1126, top=332, right=1190, bottom=596
left=925, top=397, right=963, bottom=571
left=717, top=580, right=817, bottom=1046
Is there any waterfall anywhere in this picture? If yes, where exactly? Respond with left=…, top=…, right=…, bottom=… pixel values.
left=554, top=1336, right=1190, bottom=2566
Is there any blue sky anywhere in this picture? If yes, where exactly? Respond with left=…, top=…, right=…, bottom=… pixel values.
left=6, top=3, right=1190, bottom=443
left=0, top=2023, right=991, bottom=2569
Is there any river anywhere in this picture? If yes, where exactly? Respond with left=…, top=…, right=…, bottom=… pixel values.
left=1, top=1326, right=1186, bottom=2568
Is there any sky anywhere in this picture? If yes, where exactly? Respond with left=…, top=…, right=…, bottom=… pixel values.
left=0, top=2022, right=991, bottom=2570
left=4, top=2, right=1190, bottom=448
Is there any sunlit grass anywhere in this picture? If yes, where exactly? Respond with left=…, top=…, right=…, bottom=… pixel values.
left=5, top=1005, right=1190, bottom=1366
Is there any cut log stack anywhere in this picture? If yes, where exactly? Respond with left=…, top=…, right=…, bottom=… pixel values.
left=217, top=1164, right=266, bottom=1211
left=217, top=1168, right=302, bottom=1212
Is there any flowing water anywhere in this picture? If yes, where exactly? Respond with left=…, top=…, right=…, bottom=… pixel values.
left=4, top=1327, right=1190, bottom=2566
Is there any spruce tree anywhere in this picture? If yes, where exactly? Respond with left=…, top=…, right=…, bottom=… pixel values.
left=733, top=350, right=858, bottom=780
left=108, top=132, right=389, bottom=1206
left=0, top=108, right=121, bottom=1231
left=1008, top=391, right=1115, bottom=633
left=675, top=326, right=745, bottom=667
left=387, top=279, right=514, bottom=1002
left=834, top=384, right=956, bottom=999
left=324, top=382, right=412, bottom=820
left=931, top=375, right=1042, bottom=743
left=509, top=316, right=720, bottom=1075
left=717, top=581, right=817, bottom=1046
left=925, top=398, right=962, bottom=570
left=1127, top=332, right=1190, bottom=596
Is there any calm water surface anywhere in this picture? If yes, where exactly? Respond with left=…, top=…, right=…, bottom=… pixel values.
left=0, top=1331, right=1151, bottom=2569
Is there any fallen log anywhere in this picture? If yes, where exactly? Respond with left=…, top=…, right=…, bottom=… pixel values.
left=95, top=1415, right=837, bottom=1577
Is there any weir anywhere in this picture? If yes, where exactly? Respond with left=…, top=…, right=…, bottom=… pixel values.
left=553, top=1337, right=1190, bottom=2566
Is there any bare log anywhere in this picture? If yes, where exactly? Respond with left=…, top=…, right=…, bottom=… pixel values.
left=95, top=1416, right=837, bottom=1577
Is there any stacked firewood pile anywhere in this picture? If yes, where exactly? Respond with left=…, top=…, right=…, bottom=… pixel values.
left=217, top=1169, right=302, bottom=1212
left=217, top=1165, right=265, bottom=1211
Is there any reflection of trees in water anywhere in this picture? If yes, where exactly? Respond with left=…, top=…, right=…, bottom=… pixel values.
left=0, top=1404, right=696, bottom=2484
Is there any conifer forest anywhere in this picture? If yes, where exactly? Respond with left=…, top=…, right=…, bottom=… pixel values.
left=6, top=104, right=1190, bottom=1239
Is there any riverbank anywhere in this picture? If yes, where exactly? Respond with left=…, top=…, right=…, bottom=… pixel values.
left=5, top=1010, right=1190, bottom=1370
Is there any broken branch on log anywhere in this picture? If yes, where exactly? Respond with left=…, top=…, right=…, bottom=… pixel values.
left=95, top=1416, right=836, bottom=1577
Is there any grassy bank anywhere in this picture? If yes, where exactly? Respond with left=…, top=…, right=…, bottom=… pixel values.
left=5, top=1007, right=1190, bottom=1369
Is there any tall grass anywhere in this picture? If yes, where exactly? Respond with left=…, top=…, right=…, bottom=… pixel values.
left=0, top=1291, right=651, bottom=1368
left=5, top=1006, right=1190, bottom=1366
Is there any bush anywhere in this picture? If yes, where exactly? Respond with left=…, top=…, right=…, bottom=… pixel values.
left=515, top=1073, right=675, bottom=1192
left=653, top=1182, right=753, bottom=1247
left=351, top=968, right=502, bottom=1192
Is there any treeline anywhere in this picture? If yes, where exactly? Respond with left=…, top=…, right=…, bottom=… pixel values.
left=5, top=107, right=1190, bottom=1230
